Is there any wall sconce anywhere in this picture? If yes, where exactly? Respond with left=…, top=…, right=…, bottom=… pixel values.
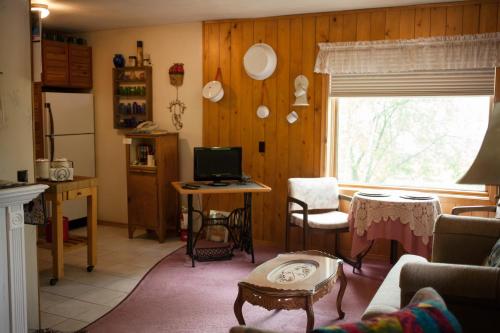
left=31, top=2, right=50, bottom=19
left=293, top=75, right=309, bottom=107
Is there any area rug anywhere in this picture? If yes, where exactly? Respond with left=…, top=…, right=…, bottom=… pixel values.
left=85, top=246, right=390, bottom=333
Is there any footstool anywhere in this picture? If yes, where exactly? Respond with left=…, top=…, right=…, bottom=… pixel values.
left=234, top=250, right=347, bottom=332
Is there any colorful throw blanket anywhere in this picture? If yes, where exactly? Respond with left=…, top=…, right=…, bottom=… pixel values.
left=313, top=300, right=462, bottom=333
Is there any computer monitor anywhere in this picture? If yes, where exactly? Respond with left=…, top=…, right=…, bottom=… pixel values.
left=194, top=147, right=242, bottom=185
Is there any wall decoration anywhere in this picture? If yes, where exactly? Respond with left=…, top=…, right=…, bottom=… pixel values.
left=256, top=82, right=270, bottom=119
left=168, top=63, right=186, bottom=130
left=113, top=54, right=125, bottom=68
left=293, top=75, right=309, bottom=106
left=287, top=111, right=299, bottom=124
left=243, top=43, right=277, bottom=80
left=169, top=99, right=186, bottom=131
left=202, top=67, right=224, bottom=102
left=169, top=63, right=184, bottom=86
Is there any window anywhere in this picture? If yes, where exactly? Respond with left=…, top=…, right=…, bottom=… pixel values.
left=332, top=96, right=490, bottom=192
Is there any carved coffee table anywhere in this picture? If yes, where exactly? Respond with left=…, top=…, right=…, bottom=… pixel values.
left=234, top=250, right=347, bottom=332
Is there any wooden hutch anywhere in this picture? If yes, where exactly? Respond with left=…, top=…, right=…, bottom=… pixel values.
left=125, top=132, right=179, bottom=242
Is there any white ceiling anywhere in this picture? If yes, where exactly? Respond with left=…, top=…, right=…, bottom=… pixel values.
left=41, top=0, right=456, bottom=32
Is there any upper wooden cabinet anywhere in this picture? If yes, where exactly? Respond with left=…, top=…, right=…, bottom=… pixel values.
left=42, top=40, right=92, bottom=89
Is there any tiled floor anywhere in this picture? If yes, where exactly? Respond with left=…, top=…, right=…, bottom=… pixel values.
left=38, top=225, right=184, bottom=332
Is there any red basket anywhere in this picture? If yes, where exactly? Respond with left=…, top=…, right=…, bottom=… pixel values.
left=45, top=216, right=69, bottom=243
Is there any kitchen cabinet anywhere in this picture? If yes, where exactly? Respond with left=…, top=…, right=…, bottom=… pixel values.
left=42, top=40, right=92, bottom=89
left=68, top=44, right=92, bottom=88
left=126, top=133, right=179, bottom=242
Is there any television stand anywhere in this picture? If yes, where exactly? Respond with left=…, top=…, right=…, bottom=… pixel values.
left=208, top=181, right=230, bottom=187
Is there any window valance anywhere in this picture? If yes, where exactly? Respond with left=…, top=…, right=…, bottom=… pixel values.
left=314, top=33, right=500, bottom=75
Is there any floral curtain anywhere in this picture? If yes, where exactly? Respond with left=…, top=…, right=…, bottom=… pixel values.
left=314, top=32, right=500, bottom=75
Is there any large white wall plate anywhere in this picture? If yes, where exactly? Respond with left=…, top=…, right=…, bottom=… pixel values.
left=243, top=43, right=277, bottom=80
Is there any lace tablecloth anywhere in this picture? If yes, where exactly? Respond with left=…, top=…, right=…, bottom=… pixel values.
left=349, top=192, right=441, bottom=259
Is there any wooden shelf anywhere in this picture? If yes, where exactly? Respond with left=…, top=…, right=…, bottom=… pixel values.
left=115, top=95, right=147, bottom=99
left=113, top=66, right=152, bottom=129
left=116, top=66, right=151, bottom=71
left=129, top=165, right=157, bottom=173
left=116, top=80, right=147, bottom=84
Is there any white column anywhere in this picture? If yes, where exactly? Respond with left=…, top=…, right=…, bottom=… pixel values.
left=6, top=204, right=27, bottom=333
left=0, top=184, right=47, bottom=333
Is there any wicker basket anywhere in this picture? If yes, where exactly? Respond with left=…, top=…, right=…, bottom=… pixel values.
left=169, top=73, right=184, bottom=87
left=194, top=240, right=233, bottom=261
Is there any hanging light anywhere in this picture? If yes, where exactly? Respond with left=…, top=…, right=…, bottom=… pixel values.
left=31, top=3, right=50, bottom=19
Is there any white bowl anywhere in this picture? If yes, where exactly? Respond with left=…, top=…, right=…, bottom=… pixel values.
left=243, top=43, right=277, bottom=80
left=202, top=80, right=224, bottom=102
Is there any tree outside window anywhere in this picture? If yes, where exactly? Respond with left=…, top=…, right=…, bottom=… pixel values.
left=336, top=96, right=490, bottom=191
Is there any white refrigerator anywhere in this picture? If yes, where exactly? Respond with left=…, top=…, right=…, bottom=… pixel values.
left=43, top=92, right=96, bottom=221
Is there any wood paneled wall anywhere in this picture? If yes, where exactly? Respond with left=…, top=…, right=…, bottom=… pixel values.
left=202, top=1, right=500, bottom=257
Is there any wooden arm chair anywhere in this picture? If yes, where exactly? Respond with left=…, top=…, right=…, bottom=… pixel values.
left=451, top=204, right=497, bottom=216
left=285, top=177, right=352, bottom=259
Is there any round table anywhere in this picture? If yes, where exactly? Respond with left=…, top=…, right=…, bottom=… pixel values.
left=348, top=191, right=441, bottom=262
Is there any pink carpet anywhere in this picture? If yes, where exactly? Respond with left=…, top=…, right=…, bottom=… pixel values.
left=85, top=246, right=390, bottom=333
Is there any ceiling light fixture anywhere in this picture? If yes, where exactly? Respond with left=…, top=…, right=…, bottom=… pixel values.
left=31, top=3, right=50, bottom=19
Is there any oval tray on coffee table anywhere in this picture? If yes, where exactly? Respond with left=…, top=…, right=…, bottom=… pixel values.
left=234, top=250, right=347, bottom=332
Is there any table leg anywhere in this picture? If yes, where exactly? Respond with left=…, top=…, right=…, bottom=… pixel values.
left=87, top=187, right=97, bottom=272
left=187, top=194, right=194, bottom=267
left=244, top=193, right=255, bottom=263
left=50, top=193, right=64, bottom=285
left=390, top=240, right=398, bottom=265
left=234, top=285, right=246, bottom=325
left=336, top=261, right=347, bottom=319
left=305, top=295, right=315, bottom=332
left=344, top=240, right=374, bottom=273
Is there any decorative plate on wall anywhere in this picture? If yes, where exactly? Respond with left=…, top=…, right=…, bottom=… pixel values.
left=202, top=80, right=224, bottom=102
left=243, top=43, right=277, bottom=80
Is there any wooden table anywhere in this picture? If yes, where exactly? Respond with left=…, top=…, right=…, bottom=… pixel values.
left=38, top=176, right=98, bottom=285
left=234, top=250, right=346, bottom=333
left=171, top=181, right=271, bottom=267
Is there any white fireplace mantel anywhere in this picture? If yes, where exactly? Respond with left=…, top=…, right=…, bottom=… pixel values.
left=0, top=184, right=48, bottom=333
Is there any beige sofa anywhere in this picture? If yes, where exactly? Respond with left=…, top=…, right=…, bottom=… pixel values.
left=364, top=214, right=500, bottom=332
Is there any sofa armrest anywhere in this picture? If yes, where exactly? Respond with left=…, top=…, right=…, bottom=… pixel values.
left=400, top=262, right=500, bottom=307
left=451, top=205, right=496, bottom=215
left=432, top=214, right=500, bottom=265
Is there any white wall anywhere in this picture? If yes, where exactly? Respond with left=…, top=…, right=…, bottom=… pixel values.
left=0, top=0, right=39, bottom=329
left=86, top=22, right=203, bottom=224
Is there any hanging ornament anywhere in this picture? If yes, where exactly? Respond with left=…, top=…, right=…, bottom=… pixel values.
left=169, top=98, right=186, bottom=131
left=168, top=63, right=186, bottom=131
left=169, top=63, right=184, bottom=87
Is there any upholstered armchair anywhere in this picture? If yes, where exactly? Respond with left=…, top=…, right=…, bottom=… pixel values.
left=399, top=213, right=500, bottom=332
left=285, top=177, right=351, bottom=257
